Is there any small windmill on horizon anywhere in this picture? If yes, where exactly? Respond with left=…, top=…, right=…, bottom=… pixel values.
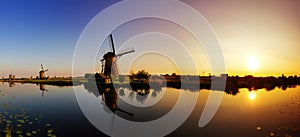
left=39, top=64, right=48, bottom=80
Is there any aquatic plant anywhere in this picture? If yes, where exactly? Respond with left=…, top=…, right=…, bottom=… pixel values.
left=0, top=90, right=56, bottom=137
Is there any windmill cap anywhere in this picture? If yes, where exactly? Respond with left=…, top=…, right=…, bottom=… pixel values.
left=103, top=52, right=116, bottom=58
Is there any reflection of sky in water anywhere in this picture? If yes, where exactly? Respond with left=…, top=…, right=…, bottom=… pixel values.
left=0, top=83, right=107, bottom=136
left=0, top=83, right=299, bottom=137
left=170, top=87, right=300, bottom=137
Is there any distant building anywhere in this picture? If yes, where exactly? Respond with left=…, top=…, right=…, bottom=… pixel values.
left=9, top=74, right=12, bottom=80
left=8, top=74, right=16, bottom=80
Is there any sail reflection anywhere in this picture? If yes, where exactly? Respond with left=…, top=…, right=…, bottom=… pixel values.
left=98, top=86, right=134, bottom=116
left=38, top=84, right=48, bottom=98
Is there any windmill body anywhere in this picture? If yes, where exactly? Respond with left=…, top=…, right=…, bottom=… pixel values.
left=39, top=64, right=48, bottom=80
left=98, top=34, right=134, bottom=83
left=103, top=52, right=118, bottom=78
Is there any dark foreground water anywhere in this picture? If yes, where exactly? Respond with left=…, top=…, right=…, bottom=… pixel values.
left=0, top=83, right=299, bottom=137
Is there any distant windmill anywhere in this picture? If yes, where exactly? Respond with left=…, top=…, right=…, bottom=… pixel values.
left=39, top=64, right=48, bottom=80
left=98, top=34, right=135, bottom=83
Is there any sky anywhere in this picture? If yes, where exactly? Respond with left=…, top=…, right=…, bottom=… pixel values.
left=0, top=0, right=299, bottom=77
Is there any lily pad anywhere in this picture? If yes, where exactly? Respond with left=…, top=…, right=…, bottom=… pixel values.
left=17, top=119, right=25, bottom=124
left=15, top=130, right=23, bottom=134
left=32, top=130, right=37, bottom=134
left=48, top=129, right=53, bottom=133
left=26, top=132, right=32, bottom=136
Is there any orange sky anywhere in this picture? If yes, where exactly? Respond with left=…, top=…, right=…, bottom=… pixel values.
left=113, top=0, right=300, bottom=77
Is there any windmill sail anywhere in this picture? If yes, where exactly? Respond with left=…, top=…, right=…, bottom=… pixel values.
left=116, top=47, right=135, bottom=58
left=109, top=34, right=116, bottom=54
left=100, top=34, right=135, bottom=82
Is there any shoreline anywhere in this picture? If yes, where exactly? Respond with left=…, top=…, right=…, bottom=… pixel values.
left=1, top=75, right=299, bottom=93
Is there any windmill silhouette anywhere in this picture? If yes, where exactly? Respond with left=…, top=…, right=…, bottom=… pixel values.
left=97, top=34, right=135, bottom=83
left=39, top=64, right=48, bottom=80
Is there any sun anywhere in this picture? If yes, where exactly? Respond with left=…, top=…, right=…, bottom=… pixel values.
left=248, top=57, right=259, bottom=71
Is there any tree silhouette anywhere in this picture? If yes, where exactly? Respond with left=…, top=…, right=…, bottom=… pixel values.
left=129, top=69, right=150, bottom=82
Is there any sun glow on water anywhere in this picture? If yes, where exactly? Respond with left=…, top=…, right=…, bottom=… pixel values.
left=249, top=92, right=256, bottom=100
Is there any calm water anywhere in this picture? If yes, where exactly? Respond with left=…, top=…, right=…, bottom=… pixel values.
left=0, top=83, right=299, bottom=137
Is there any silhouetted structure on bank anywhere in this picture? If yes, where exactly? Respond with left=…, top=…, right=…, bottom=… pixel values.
left=95, top=34, right=135, bottom=83
left=39, top=64, right=48, bottom=80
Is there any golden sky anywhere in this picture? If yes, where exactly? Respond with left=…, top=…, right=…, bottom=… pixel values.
left=189, top=0, right=300, bottom=76
left=113, top=0, right=300, bottom=77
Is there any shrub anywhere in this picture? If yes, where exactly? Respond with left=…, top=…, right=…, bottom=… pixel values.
left=129, top=69, right=150, bottom=82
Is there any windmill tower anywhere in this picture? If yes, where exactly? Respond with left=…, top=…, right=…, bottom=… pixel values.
left=39, top=64, right=48, bottom=80
left=99, top=34, right=135, bottom=83
left=103, top=34, right=118, bottom=78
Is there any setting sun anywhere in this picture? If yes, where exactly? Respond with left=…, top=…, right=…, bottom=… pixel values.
left=248, top=57, right=259, bottom=71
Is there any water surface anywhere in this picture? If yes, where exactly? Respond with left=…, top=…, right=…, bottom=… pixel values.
left=0, top=83, right=299, bottom=137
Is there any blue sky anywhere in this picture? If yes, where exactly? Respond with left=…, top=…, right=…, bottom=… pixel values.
left=0, top=0, right=120, bottom=77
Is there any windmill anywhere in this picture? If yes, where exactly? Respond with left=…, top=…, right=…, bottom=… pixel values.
left=39, top=64, right=48, bottom=80
left=98, top=34, right=135, bottom=83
